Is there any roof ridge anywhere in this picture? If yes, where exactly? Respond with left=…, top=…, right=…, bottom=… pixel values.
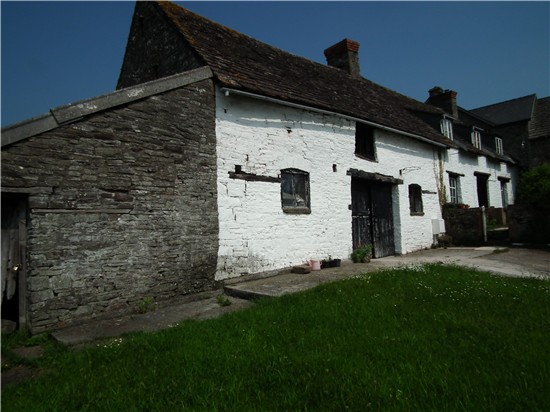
left=141, top=1, right=453, bottom=147
left=471, top=93, right=537, bottom=112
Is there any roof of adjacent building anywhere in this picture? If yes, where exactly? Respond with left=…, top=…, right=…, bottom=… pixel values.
left=531, top=97, right=550, bottom=139
left=156, top=1, right=453, bottom=148
left=470, top=94, right=537, bottom=125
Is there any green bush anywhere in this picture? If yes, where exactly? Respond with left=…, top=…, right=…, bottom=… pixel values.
left=516, top=163, right=550, bottom=207
left=351, top=244, right=373, bottom=262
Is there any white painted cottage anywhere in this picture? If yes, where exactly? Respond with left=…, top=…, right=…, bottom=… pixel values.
left=1, top=1, right=518, bottom=332
left=114, top=1, right=516, bottom=280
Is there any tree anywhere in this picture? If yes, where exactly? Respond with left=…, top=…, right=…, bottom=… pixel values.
left=516, top=163, right=550, bottom=207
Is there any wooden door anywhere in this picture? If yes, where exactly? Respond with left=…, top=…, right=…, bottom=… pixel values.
left=351, top=178, right=373, bottom=250
left=371, top=183, right=395, bottom=257
left=351, top=179, right=395, bottom=258
left=1, top=195, right=27, bottom=329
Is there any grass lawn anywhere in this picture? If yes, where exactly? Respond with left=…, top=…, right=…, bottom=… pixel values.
left=2, top=264, right=549, bottom=411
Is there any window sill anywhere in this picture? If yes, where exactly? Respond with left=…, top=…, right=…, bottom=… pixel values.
left=354, top=153, right=377, bottom=162
left=283, top=207, right=311, bottom=215
left=410, top=212, right=425, bottom=216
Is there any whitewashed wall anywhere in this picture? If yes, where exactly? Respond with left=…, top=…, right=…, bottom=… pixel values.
left=214, top=88, right=446, bottom=279
left=444, top=148, right=516, bottom=207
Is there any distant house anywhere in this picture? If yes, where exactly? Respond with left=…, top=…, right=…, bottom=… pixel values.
left=469, top=95, right=550, bottom=170
left=425, top=87, right=519, bottom=209
left=1, top=1, right=518, bottom=333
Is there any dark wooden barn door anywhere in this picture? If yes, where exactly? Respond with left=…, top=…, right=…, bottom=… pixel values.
left=1, top=195, right=27, bottom=329
left=370, top=183, right=395, bottom=257
left=351, top=178, right=395, bottom=258
left=351, top=178, right=373, bottom=250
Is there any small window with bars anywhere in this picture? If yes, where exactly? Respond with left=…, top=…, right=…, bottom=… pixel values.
left=408, top=184, right=424, bottom=215
left=281, top=169, right=311, bottom=214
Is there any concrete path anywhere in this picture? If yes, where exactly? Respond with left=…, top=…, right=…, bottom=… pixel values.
left=224, top=246, right=550, bottom=300
left=52, top=246, right=549, bottom=346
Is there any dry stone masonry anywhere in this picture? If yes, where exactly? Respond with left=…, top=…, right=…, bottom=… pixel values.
left=2, top=81, right=219, bottom=333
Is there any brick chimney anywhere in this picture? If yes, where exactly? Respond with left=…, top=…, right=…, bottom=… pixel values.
left=324, top=38, right=361, bottom=79
left=426, top=86, right=458, bottom=118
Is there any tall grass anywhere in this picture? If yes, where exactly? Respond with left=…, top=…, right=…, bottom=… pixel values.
left=3, top=264, right=549, bottom=411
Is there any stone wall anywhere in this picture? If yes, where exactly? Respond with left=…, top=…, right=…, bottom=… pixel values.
left=1, top=79, right=219, bottom=333
left=508, top=204, right=550, bottom=244
left=442, top=207, right=485, bottom=246
left=117, top=2, right=203, bottom=89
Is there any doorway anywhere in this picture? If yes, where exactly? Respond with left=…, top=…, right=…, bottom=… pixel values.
left=476, top=173, right=489, bottom=207
left=351, top=178, right=395, bottom=258
left=1, top=194, right=27, bottom=330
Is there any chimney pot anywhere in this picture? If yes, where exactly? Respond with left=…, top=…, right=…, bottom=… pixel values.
left=324, top=38, right=361, bottom=79
left=426, top=86, right=458, bottom=118
left=429, top=86, right=444, bottom=97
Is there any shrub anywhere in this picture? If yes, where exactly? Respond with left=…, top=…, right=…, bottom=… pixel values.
left=351, top=244, right=373, bottom=263
left=516, top=163, right=550, bottom=207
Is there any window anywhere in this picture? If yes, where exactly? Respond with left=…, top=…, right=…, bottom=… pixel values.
left=408, top=184, right=423, bottom=215
left=355, top=123, right=376, bottom=160
left=495, top=137, right=503, bottom=155
left=281, top=169, right=310, bottom=214
left=448, top=174, right=461, bottom=204
left=471, top=128, right=482, bottom=149
left=440, top=117, right=453, bottom=140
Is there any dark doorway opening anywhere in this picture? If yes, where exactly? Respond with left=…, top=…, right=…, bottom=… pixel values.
left=476, top=173, right=489, bottom=207
left=1, top=194, right=27, bottom=329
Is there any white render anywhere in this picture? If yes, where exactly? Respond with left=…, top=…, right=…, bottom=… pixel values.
left=214, top=88, right=452, bottom=280
left=444, top=148, right=516, bottom=208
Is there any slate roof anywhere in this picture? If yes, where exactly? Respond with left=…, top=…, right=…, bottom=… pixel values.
left=157, top=1, right=454, bottom=148
left=531, top=97, right=550, bottom=139
left=470, top=94, right=536, bottom=125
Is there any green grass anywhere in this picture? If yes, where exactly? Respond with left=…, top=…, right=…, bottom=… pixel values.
left=3, top=264, right=549, bottom=411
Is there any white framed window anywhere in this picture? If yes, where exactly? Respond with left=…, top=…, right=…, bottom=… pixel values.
left=449, top=174, right=461, bottom=204
left=440, top=117, right=453, bottom=140
left=471, top=128, right=482, bottom=149
left=281, top=169, right=311, bottom=214
left=495, top=137, right=503, bottom=155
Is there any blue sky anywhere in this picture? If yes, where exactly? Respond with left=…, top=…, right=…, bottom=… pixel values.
left=1, top=1, right=549, bottom=127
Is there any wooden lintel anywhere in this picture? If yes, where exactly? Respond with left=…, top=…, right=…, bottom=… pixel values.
left=346, top=168, right=403, bottom=185
left=32, top=208, right=132, bottom=214
left=228, top=171, right=280, bottom=183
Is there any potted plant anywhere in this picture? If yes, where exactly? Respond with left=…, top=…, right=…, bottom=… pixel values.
left=321, top=255, right=342, bottom=268
left=351, top=244, right=373, bottom=263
